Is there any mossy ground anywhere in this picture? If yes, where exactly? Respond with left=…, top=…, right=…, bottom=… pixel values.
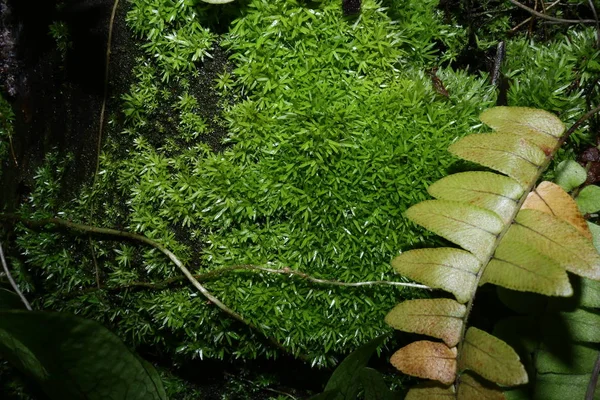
left=2, top=0, right=600, bottom=398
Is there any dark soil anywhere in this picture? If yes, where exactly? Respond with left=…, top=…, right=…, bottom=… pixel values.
left=0, top=0, right=139, bottom=212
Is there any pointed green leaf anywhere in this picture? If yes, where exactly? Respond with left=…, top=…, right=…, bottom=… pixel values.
left=406, top=200, right=504, bottom=261
left=555, top=160, right=587, bottom=192
left=480, top=238, right=572, bottom=296
left=457, top=372, right=506, bottom=400
left=391, top=341, right=457, bottom=385
left=479, top=106, right=563, bottom=153
left=405, top=382, right=455, bottom=400
left=448, top=133, right=546, bottom=186
left=536, top=342, right=599, bottom=374
left=461, top=327, right=528, bottom=386
left=391, top=248, right=479, bottom=304
left=385, top=299, right=466, bottom=347
left=0, top=327, right=49, bottom=383
left=580, top=277, right=600, bottom=308
left=428, top=172, right=523, bottom=224
left=324, top=333, right=389, bottom=399
left=533, top=373, right=600, bottom=400
left=550, top=309, right=600, bottom=342
left=360, top=368, right=395, bottom=400
left=0, top=310, right=167, bottom=400
left=576, top=185, right=600, bottom=214
left=508, top=209, right=600, bottom=280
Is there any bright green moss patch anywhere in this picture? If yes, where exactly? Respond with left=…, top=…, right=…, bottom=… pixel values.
left=126, top=0, right=216, bottom=82
left=9, top=0, right=598, bottom=367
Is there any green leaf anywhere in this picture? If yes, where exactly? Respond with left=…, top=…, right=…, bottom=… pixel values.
left=0, top=310, right=167, bottom=400
left=536, top=342, right=599, bottom=374
left=576, top=185, right=600, bottom=214
left=481, top=237, right=572, bottom=297
left=309, top=390, right=344, bottom=400
left=385, top=299, right=466, bottom=347
left=323, top=333, right=390, bottom=399
left=457, top=372, right=506, bottom=400
left=0, top=288, right=26, bottom=310
left=460, top=327, right=528, bottom=386
left=428, top=171, right=523, bottom=224
left=479, top=106, right=564, bottom=152
left=496, top=288, right=547, bottom=315
left=555, top=160, right=587, bottom=192
left=590, top=222, right=600, bottom=252
left=532, top=373, right=600, bottom=400
left=391, top=248, right=479, bottom=304
left=549, top=309, right=600, bottom=342
left=360, top=368, right=395, bottom=400
left=406, top=200, right=504, bottom=261
left=448, top=133, right=546, bottom=187
left=405, top=382, right=455, bottom=399
left=0, top=327, right=49, bottom=383
left=492, top=317, right=538, bottom=368
left=579, top=277, right=600, bottom=308
left=507, top=209, right=600, bottom=280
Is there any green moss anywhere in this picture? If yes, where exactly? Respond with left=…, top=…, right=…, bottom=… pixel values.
left=0, top=95, right=14, bottom=180
left=126, top=0, right=217, bottom=82
left=10, top=0, right=600, bottom=368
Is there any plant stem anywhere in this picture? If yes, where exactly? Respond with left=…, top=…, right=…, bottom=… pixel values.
left=508, top=0, right=596, bottom=24
left=58, top=263, right=430, bottom=298
left=94, top=0, right=120, bottom=182
left=586, top=351, right=600, bottom=400
left=509, top=0, right=560, bottom=33
left=0, top=242, right=32, bottom=310
left=0, top=214, right=302, bottom=359
left=561, top=104, right=600, bottom=146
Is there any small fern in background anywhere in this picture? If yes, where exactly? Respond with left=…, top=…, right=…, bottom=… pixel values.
left=385, top=106, right=600, bottom=398
left=495, top=159, right=600, bottom=400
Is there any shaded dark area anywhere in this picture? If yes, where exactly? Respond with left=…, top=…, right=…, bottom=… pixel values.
left=0, top=0, right=134, bottom=212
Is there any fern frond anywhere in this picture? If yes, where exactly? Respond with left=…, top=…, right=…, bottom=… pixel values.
left=387, top=106, right=600, bottom=398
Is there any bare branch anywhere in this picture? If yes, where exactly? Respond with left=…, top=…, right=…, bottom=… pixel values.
left=0, top=215, right=301, bottom=358
left=510, top=0, right=560, bottom=33
left=0, top=242, right=32, bottom=310
left=508, top=0, right=596, bottom=24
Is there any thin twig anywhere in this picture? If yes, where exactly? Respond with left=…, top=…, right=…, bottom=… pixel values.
left=585, top=351, right=600, bottom=400
left=562, top=104, right=600, bottom=145
left=251, top=265, right=430, bottom=289
left=0, top=215, right=298, bottom=358
left=58, top=263, right=430, bottom=298
left=508, top=0, right=596, bottom=24
left=510, top=0, right=560, bottom=33
left=0, top=242, right=32, bottom=310
left=8, top=134, right=17, bottom=167
left=94, top=0, right=120, bottom=182
left=88, top=0, right=121, bottom=291
left=588, top=0, right=600, bottom=47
